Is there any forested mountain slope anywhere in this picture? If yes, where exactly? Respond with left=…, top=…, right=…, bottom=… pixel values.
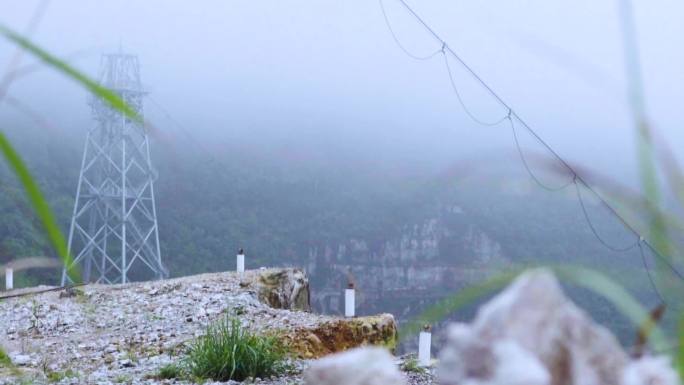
left=0, top=121, right=659, bottom=345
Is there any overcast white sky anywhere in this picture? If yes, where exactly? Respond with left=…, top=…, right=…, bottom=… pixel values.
left=0, top=1, right=682, bottom=184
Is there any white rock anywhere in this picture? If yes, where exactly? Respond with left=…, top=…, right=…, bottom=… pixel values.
left=622, top=356, right=680, bottom=385
left=438, top=269, right=636, bottom=385
left=488, top=340, right=550, bottom=385
left=11, top=354, right=31, bottom=366
left=304, top=346, right=405, bottom=385
left=439, top=328, right=549, bottom=385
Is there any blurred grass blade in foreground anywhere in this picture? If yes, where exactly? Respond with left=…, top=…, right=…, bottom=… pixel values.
left=678, top=314, right=684, bottom=377
left=0, top=24, right=141, bottom=123
left=0, top=131, right=79, bottom=282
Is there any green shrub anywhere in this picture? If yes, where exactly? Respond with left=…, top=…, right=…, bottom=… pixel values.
left=0, top=348, right=11, bottom=367
left=113, top=374, right=131, bottom=383
left=184, top=317, right=288, bottom=381
left=155, top=363, right=183, bottom=380
left=46, top=369, right=77, bottom=383
left=400, top=355, right=426, bottom=374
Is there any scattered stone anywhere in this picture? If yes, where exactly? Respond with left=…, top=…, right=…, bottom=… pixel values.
left=304, top=346, right=406, bottom=385
left=0, top=269, right=421, bottom=384
left=398, top=354, right=436, bottom=385
left=59, top=287, right=83, bottom=298
left=11, top=354, right=31, bottom=366
left=119, top=359, right=134, bottom=368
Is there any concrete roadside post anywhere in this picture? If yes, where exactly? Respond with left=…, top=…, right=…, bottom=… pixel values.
left=5, top=267, right=13, bottom=291
left=345, top=282, right=355, bottom=318
left=237, top=248, right=245, bottom=274
left=419, top=324, right=432, bottom=366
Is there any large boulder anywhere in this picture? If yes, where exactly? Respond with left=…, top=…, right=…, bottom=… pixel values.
left=285, top=314, right=397, bottom=359
left=303, top=346, right=405, bottom=385
left=256, top=268, right=310, bottom=311
left=437, top=269, right=679, bottom=385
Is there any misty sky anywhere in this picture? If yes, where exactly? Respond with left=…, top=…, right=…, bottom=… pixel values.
left=1, top=1, right=682, bottom=186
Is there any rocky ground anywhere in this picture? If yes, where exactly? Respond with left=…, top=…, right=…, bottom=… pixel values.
left=0, top=269, right=433, bottom=385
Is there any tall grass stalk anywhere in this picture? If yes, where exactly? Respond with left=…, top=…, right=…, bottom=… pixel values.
left=0, top=131, right=78, bottom=282
left=0, top=24, right=140, bottom=123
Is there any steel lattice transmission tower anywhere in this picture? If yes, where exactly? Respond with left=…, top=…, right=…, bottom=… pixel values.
left=62, top=53, right=167, bottom=285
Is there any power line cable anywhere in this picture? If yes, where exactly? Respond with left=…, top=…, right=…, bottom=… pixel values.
left=380, top=0, right=684, bottom=285
left=147, top=95, right=217, bottom=165
left=386, top=0, right=583, bottom=174
left=147, top=95, right=213, bottom=160
left=642, top=239, right=684, bottom=281
left=509, top=116, right=575, bottom=191
left=575, top=176, right=684, bottom=285
left=148, top=96, right=199, bottom=147
left=443, top=51, right=509, bottom=126
left=574, top=179, right=640, bottom=252
left=379, top=0, right=443, bottom=61
left=639, top=240, right=666, bottom=304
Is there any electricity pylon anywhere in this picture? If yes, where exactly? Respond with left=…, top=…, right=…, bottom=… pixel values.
left=62, top=53, right=166, bottom=285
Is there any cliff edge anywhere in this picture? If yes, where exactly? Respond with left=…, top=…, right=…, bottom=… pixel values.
left=0, top=268, right=411, bottom=384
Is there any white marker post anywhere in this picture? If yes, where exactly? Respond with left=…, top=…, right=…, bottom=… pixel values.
left=345, top=282, right=355, bottom=318
left=237, top=248, right=245, bottom=274
left=5, top=268, right=13, bottom=291
left=419, top=324, right=432, bottom=367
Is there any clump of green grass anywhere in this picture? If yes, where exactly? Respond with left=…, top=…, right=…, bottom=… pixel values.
left=0, top=348, right=12, bottom=367
left=155, top=363, right=183, bottom=380
left=400, top=355, right=426, bottom=374
left=113, top=374, right=131, bottom=384
left=184, top=317, right=288, bottom=382
left=46, top=369, right=77, bottom=383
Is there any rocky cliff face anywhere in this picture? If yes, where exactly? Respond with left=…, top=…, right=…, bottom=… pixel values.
left=307, top=205, right=509, bottom=344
